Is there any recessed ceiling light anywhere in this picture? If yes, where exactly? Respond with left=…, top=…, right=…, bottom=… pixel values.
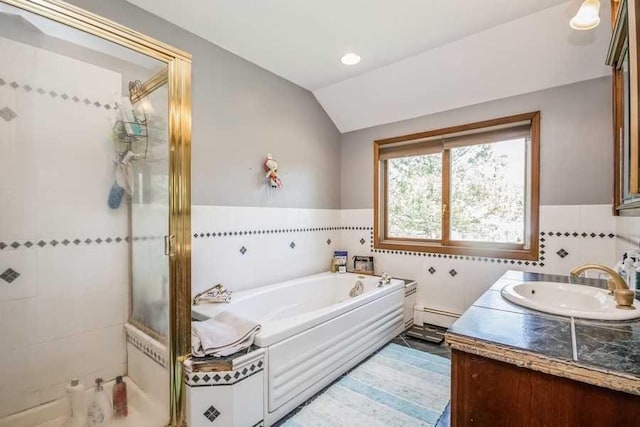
left=340, top=53, right=361, bottom=66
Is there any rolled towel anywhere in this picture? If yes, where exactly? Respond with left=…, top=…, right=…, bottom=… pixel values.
left=191, top=311, right=261, bottom=357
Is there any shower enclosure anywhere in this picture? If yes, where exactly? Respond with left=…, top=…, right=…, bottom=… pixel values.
left=0, top=1, right=191, bottom=425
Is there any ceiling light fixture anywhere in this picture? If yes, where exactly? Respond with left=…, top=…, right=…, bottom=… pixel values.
left=340, top=53, right=361, bottom=65
left=570, top=0, right=601, bottom=30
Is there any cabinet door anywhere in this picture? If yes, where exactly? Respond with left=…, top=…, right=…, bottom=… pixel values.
left=610, top=0, right=640, bottom=213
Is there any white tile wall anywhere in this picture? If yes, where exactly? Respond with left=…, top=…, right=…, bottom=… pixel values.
left=191, top=206, right=342, bottom=294
left=0, top=37, right=128, bottom=417
left=127, top=343, right=169, bottom=414
left=615, top=215, right=640, bottom=281
left=340, top=205, right=618, bottom=327
left=191, top=204, right=620, bottom=326
left=616, top=216, right=640, bottom=251
left=186, top=371, right=263, bottom=427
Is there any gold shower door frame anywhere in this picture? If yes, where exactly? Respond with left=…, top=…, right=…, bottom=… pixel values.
left=0, top=1, right=193, bottom=425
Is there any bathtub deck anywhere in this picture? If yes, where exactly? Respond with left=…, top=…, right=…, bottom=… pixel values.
left=33, top=406, right=164, bottom=427
left=2, top=377, right=167, bottom=427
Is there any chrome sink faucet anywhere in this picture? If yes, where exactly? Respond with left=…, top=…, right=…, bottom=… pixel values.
left=570, top=264, right=635, bottom=310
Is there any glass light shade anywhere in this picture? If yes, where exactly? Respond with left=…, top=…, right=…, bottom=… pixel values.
left=340, top=53, right=361, bottom=65
left=570, top=0, right=601, bottom=30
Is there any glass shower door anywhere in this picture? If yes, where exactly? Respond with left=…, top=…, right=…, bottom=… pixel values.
left=129, top=77, right=170, bottom=341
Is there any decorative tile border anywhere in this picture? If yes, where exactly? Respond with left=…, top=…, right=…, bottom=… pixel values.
left=185, top=360, right=264, bottom=387
left=369, top=229, right=617, bottom=267
left=194, top=226, right=344, bottom=255
left=192, top=223, right=616, bottom=268
left=193, top=226, right=344, bottom=239
left=125, top=325, right=168, bottom=367
left=372, top=244, right=543, bottom=267
left=0, top=236, right=129, bottom=251
left=0, top=77, right=115, bottom=110
left=131, top=235, right=164, bottom=242
left=0, top=235, right=165, bottom=251
left=541, top=231, right=616, bottom=238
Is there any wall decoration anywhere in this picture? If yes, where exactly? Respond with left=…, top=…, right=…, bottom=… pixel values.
left=264, top=153, right=283, bottom=196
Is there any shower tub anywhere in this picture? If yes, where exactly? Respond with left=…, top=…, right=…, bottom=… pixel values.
left=192, top=272, right=407, bottom=425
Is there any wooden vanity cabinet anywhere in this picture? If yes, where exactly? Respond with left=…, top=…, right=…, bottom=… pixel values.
left=450, top=349, right=640, bottom=427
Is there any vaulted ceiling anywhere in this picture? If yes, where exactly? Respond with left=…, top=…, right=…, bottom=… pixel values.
left=126, top=0, right=612, bottom=132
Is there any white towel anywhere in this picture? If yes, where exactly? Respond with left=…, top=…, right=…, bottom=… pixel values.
left=191, top=311, right=261, bottom=357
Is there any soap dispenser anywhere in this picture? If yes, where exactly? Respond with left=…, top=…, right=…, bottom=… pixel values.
left=66, top=378, right=87, bottom=427
left=87, top=378, right=112, bottom=426
left=624, top=253, right=634, bottom=286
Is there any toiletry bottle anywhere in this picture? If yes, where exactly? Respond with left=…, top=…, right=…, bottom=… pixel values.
left=618, top=252, right=629, bottom=279
left=112, top=376, right=128, bottom=418
left=628, top=258, right=637, bottom=290
left=66, top=378, right=87, bottom=427
left=624, top=255, right=634, bottom=287
left=87, top=378, right=112, bottom=426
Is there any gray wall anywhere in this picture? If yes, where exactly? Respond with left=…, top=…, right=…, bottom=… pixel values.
left=67, top=0, right=341, bottom=209
left=341, top=77, right=613, bottom=208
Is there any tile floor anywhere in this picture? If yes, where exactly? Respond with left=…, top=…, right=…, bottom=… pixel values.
left=274, top=334, right=451, bottom=426
left=391, top=335, right=451, bottom=360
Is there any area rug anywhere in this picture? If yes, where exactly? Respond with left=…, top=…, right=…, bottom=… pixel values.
left=281, top=343, right=451, bottom=427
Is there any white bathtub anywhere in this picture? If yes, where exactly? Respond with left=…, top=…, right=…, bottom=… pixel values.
left=192, top=272, right=407, bottom=425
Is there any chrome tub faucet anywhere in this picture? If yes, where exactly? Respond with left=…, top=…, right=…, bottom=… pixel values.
left=349, top=280, right=364, bottom=297
left=378, top=273, right=392, bottom=287
left=193, top=283, right=232, bottom=305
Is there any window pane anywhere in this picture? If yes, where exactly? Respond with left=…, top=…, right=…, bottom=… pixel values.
left=450, top=139, right=526, bottom=243
left=387, top=154, right=442, bottom=239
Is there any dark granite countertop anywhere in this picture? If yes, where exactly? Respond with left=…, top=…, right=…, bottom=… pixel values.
left=445, top=270, right=640, bottom=395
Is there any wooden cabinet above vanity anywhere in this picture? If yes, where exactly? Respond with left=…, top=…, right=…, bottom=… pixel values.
left=611, top=0, right=640, bottom=214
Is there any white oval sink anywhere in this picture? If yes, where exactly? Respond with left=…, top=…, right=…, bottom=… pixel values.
left=500, top=281, right=640, bottom=320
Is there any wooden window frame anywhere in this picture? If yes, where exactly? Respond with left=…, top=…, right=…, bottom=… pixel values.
left=373, top=112, right=540, bottom=261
